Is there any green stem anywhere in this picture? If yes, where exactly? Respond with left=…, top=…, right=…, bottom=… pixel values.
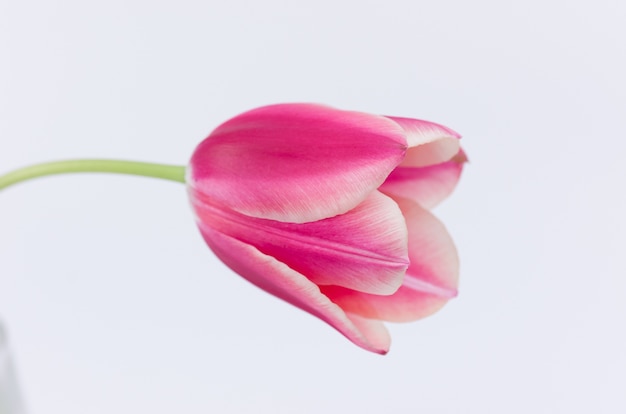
left=0, top=159, right=186, bottom=191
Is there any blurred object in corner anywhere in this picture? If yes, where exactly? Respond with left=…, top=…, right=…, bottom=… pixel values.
left=0, top=322, right=25, bottom=414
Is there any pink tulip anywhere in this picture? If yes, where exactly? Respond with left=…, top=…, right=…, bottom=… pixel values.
left=188, top=103, right=465, bottom=354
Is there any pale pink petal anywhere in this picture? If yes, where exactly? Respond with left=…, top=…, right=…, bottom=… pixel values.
left=322, top=198, right=459, bottom=322
left=401, top=138, right=460, bottom=167
left=345, top=313, right=390, bottom=354
left=387, top=116, right=461, bottom=167
left=380, top=149, right=467, bottom=209
left=387, top=116, right=461, bottom=146
left=322, top=284, right=454, bottom=323
left=191, top=190, right=409, bottom=295
left=189, top=104, right=408, bottom=223
left=200, top=226, right=391, bottom=354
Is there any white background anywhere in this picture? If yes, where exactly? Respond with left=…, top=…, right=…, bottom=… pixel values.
left=1, top=1, right=625, bottom=413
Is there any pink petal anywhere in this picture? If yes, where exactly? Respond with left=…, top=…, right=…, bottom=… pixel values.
left=387, top=116, right=461, bottom=167
left=380, top=149, right=467, bottom=209
left=189, top=104, right=408, bottom=223
left=200, top=225, right=391, bottom=354
left=191, top=190, right=409, bottom=295
left=322, top=198, right=459, bottom=322
left=345, top=313, right=391, bottom=354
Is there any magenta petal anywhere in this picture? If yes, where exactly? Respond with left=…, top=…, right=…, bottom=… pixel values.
left=200, top=226, right=391, bottom=354
left=387, top=116, right=461, bottom=167
left=380, top=149, right=467, bottom=209
left=322, top=198, right=459, bottom=322
left=189, top=104, right=408, bottom=223
left=191, top=191, right=409, bottom=295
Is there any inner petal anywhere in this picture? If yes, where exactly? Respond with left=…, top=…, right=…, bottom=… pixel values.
left=380, top=149, right=467, bottom=209
left=385, top=116, right=461, bottom=167
left=399, top=138, right=460, bottom=167
left=320, top=198, right=459, bottom=322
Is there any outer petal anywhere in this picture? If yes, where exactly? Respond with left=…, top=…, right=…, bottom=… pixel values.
left=386, top=116, right=461, bottom=167
left=322, top=198, right=459, bottom=322
left=380, top=149, right=467, bottom=209
left=189, top=104, right=408, bottom=223
left=200, top=226, right=391, bottom=354
left=191, top=190, right=409, bottom=295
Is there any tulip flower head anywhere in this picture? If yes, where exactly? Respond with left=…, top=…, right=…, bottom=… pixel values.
left=0, top=103, right=465, bottom=355
left=187, top=104, right=465, bottom=354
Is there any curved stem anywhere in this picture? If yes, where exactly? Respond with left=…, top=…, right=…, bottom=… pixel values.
left=0, top=159, right=186, bottom=191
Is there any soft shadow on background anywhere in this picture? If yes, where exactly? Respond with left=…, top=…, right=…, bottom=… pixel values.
left=1, top=1, right=624, bottom=413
